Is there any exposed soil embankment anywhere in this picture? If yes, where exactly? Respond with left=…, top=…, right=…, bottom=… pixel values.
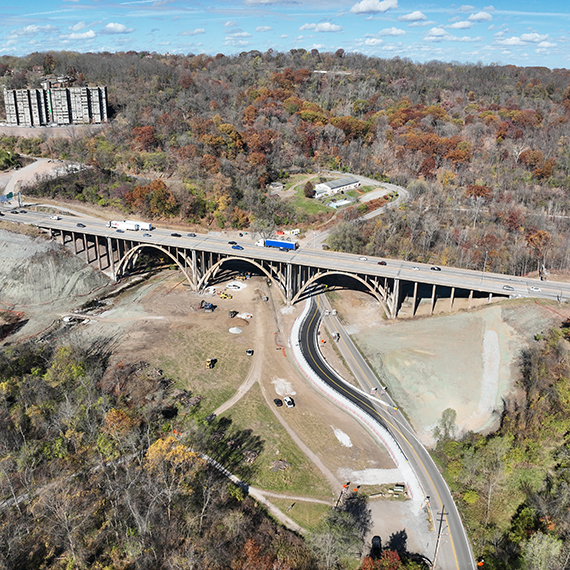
left=0, top=230, right=109, bottom=306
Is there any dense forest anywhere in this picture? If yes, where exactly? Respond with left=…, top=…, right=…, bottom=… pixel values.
left=0, top=342, right=426, bottom=570
left=2, top=50, right=570, bottom=275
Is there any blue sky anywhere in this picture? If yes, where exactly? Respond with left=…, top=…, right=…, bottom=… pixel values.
left=1, top=0, right=570, bottom=69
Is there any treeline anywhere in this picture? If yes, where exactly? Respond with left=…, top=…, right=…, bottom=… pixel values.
left=432, top=326, right=570, bottom=569
left=328, top=178, right=570, bottom=276
left=0, top=342, right=425, bottom=569
left=1, top=50, right=570, bottom=266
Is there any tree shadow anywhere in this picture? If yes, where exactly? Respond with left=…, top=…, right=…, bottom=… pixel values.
left=366, top=529, right=431, bottom=568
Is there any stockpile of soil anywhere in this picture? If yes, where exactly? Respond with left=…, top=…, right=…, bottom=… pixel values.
left=0, top=230, right=109, bottom=306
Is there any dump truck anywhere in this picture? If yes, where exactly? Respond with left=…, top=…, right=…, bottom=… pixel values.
left=255, top=238, right=298, bottom=250
left=107, top=220, right=154, bottom=231
left=205, top=358, right=215, bottom=369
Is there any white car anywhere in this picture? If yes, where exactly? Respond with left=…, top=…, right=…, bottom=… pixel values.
left=283, top=396, right=295, bottom=408
left=529, top=286, right=541, bottom=293
left=359, top=257, right=368, bottom=261
left=50, top=215, right=61, bottom=220
left=412, top=266, right=420, bottom=271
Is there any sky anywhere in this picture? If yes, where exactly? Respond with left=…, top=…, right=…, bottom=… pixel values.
left=1, top=0, right=570, bottom=70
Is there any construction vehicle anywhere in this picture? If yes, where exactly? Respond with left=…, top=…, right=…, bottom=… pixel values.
left=228, top=310, right=238, bottom=318
left=219, top=292, right=232, bottom=300
left=198, top=300, right=215, bottom=312
left=205, top=358, right=215, bottom=369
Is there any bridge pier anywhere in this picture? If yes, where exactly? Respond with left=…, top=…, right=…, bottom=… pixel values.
left=430, top=284, right=437, bottom=315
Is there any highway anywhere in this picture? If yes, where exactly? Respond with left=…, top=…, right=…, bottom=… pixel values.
left=298, top=295, right=476, bottom=570
left=2, top=206, right=570, bottom=304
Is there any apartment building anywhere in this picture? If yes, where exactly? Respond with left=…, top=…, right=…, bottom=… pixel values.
left=3, top=85, right=108, bottom=126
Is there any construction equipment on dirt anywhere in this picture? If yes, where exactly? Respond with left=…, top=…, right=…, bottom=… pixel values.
left=219, top=292, right=232, bottom=300
left=205, top=358, right=216, bottom=369
left=198, top=300, right=215, bottom=312
left=228, top=310, right=238, bottom=318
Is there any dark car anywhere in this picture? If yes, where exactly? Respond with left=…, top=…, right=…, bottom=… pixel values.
left=171, top=233, right=181, bottom=237
left=143, top=233, right=152, bottom=237
left=187, top=232, right=196, bottom=237
left=279, top=247, right=290, bottom=252
left=378, top=260, right=387, bottom=265
left=232, top=244, right=244, bottom=250
left=430, top=266, right=441, bottom=271
left=273, top=398, right=283, bottom=407
left=76, top=222, right=86, bottom=228
left=116, top=229, right=124, bottom=233
left=19, top=209, right=27, bottom=213
left=502, top=285, right=514, bottom=291
left=228, top=240, right=237, bottom=245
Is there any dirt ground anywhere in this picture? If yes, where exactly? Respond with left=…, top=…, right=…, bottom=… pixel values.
left=331, top=289, right=567, bottom=446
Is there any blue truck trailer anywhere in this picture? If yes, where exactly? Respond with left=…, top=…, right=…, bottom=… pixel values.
left=256, top=238, right=298, bottom=250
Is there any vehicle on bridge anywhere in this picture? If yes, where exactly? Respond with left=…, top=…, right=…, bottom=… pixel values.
left=107, top=220, right=154, bottom=231
left=255, top=238, right=298, bottom=250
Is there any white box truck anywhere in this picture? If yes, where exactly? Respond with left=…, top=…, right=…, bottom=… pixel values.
left=107, top=220, right=153, bottom=231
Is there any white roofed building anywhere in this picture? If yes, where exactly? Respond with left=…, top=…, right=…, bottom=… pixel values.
left=314, top=176, right=360, bottom=198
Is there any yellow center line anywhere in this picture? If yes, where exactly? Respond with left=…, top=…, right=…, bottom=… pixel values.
left=304, top=297, right=462, bottom=569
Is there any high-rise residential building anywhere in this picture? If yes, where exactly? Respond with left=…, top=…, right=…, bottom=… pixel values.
left=3, top=84, right=108, bottom=126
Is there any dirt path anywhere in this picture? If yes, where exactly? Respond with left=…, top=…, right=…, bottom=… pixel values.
left=258, top=379, right=343, bottom=492
left=213, top=311, right=265, bottom=416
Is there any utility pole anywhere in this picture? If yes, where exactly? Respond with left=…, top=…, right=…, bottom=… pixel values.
left=432, top=505, right=448, bottom=569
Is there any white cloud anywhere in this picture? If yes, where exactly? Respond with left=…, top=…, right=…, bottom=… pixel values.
left=409, top=20, right=436, bottom=28
left=458, top=4, right=474, bottom=11
left=448, top=21, right=474, bottom=29
left=350, top=0, right=398, bottom=15
left=468, top=11, right=492, bottom=22
left=280, top=34, right=288, bottom=38
left=497, top=36, right=526, bottom=46
left=178, top=28, right=205, bottom=36
left=100, top=23, right=134, bottom=34
left=68, top=30, right=96, bottom=40
left=226, top=31, right=252, bottom=38
left=69, top=21, right=87, bottom=32
left=9, top=24, right=58, bottom=37
left=538, top=40, right=557, bottom=48
left=365, top=38, right=383, bottom=45
left=224, top=21, right=237, bottom=27
left=398, top=11, right=426, bottom=22
left=300, top=22, right=343, bottom=32
left=224, top=38, right=250, bottom=47
left=520, top=32, right=548, bottom=43
left=256, top=26, right=272, bottom=32
left=365, top=27, right=405, bottom=37
left=483, top=5, right=495, bottom=11
left=425, top=27, right=480, bottom=42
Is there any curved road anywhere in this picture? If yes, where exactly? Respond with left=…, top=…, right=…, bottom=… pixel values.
left=298, top=295, right=475, bottom=570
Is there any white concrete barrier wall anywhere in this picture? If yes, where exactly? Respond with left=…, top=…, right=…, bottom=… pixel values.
left=290, top=299, right=424, bottom=505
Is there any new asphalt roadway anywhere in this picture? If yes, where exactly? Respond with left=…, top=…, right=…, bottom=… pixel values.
left=297, top=294, right=476, bottom=570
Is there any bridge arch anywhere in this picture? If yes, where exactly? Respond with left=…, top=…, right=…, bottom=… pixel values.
left=198, top=256, right=287, bottom=303
left=115, top=244, right=194, bottom=285
left=291, top=270, right=390, bottom=316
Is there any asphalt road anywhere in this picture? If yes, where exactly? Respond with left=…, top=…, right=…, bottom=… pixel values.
left=298, top=295, right=476, bottom=570
left=2, top=207, right=570, bottom=304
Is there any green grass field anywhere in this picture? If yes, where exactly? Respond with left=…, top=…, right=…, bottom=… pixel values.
left=219, top=383, right=334, bottom=499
